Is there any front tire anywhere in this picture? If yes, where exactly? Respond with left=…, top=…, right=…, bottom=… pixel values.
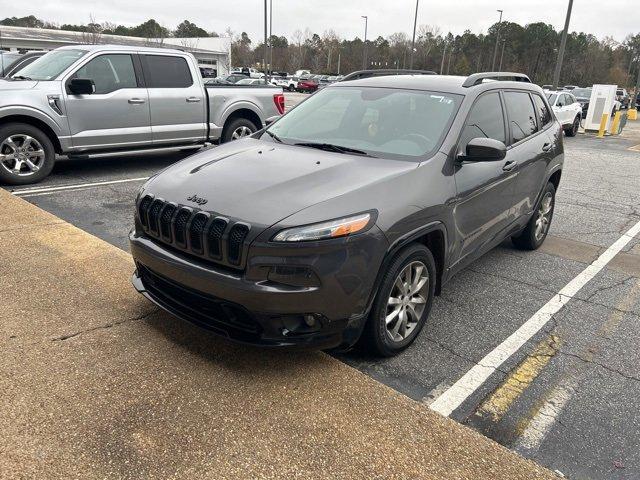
left=221, top=117, right=258, bottom=143
left=565, top=115, right=580, bottom=137
left=361, top=244, right=436, bottom=357
left=512, top=182, right=556, bottom=250
left=0, top=123, right=56, bottom=185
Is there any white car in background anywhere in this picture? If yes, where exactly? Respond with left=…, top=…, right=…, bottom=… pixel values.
left=545, top=90, right=582, bottom=137
left=271, top=77, right=298, bottom=91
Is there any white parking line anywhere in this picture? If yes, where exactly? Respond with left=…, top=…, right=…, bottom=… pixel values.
left=11, top=177, right=149, bottom=197
left=430, top=219, right=640, bottom=417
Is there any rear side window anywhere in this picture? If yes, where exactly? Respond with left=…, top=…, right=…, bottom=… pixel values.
left=143, top=55, right=193, bottom=88
left=532, top=95, right=552, bottom=127
left=459, top=92, right=505, bottom=149
left=73, top=54, right=138, bottom=94
left=504, top=91, right=538, bottom=143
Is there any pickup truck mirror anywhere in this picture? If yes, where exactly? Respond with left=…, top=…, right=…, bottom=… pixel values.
left=68, top=78, right=95, bottom=95
left=459, top=138, right=507, bottom=162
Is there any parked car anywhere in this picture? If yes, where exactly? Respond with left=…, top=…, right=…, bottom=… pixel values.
left=1, top=51, right=46, bottom=78
left=294, top=69, right=311, bottom=77
left=0, top=52, right=22, bottom=76
left=205, top=77, right=232, bottom=85
left=271, top=77, right=297, bottom=91
left=224, top=73, right=250, bottom=84
left=545, top=90, right=582, bottom=136
left=616, top=88, right=630, bottom=109
left=297, top=78, right=318, bottom=93
left=131, top=72, right=563, bottom=356
left=199, top=67, right=217, bottom=78
left=236, top=78, right=266, bottom=85
left=231, top=67, right=264, bottom=79
left=563, top=85, right=578, bottom=90
left=571, top=87, right=592, bottom=118
left=0, top=45, right=284, bottom=184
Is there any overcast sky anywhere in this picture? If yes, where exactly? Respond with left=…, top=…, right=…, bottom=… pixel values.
left=4, top=0, right=637, bottom=43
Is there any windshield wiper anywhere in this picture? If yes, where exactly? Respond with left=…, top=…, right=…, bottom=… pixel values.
left=11, top=75, right=32, bottom=81
left=264, top=130, right=283, bottom=143
left=294, top=142, right=374, bottom=157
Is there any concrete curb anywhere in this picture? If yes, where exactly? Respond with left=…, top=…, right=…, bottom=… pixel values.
left=0, top=188, right=557, bottom=479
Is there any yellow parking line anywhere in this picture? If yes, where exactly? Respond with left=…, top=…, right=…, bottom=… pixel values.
left=474, top=335, right=561, bottom=422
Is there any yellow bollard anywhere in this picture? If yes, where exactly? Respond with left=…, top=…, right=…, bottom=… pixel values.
left=597, top=113, right=609, bottom=138
left=611, top=111, right=623, bottom=135
left=629, top=108, right=638, bottom=121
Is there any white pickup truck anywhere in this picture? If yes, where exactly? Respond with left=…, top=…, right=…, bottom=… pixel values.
left=0, top=45, right=284, bottom=184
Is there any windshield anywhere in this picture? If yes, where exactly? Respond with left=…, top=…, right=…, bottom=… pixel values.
left=546, top=93, right=558, bottom=104
left=572, top=88, right=591, bottom=98
left=265, top=86, right=462, bottom=160
left=14, top=49, right=87, bottom=80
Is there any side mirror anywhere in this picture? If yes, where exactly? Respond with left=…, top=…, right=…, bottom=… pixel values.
left=459, top=138, right=507, bottom=162
left=68, top=78, right=95, bottom=95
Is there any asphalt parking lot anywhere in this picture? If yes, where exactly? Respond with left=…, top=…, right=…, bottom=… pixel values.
left=4, top=93, right=640, bottom=479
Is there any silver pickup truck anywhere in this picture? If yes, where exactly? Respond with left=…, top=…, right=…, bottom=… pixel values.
left=0, top=45, right=284, bottom=184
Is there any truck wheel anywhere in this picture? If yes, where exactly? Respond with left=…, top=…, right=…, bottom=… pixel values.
left=360, top=244, right=436, bottom=357
left=0, top=123, right=55, bottom=185
left=512, top=182, right=556, bottom=250
left=221, top=118, right=258, bottom=143
left=565, top=115, right=580, bottom=137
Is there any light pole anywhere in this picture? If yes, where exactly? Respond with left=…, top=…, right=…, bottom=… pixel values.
left=440, top=40, right=447, bottom=74
left=263, top=0, right=268, bottom=84
left=552, top=0, right=573, bottom=89
left=491, top=9, right=503, bottom=71
left=498, top=38, right=506, bottom=71
left=361, top=15, right=368, bottom=70
left=410, top=0, right=419, bottom=69
left=269, top=0, right=273, bottom=79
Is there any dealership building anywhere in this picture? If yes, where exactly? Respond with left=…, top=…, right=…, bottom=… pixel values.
left=0, top=25, right=232, bottom=76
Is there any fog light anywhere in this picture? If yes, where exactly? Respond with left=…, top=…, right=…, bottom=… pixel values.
left=304, top=314, right=316, bottom=327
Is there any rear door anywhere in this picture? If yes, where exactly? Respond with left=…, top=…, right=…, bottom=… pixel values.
left=453, top=91, right=519, bottom=264
left=64, top=53, right=151, bottom=150
left=140, top=54, right=206, bottom=145
left=506, top=91, right=552, bottom=222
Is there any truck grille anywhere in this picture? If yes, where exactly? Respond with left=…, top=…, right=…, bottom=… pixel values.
left=137, top=195, right=251, bottom=269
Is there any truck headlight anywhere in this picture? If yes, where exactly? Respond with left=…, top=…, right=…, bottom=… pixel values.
left=272, top=212, right=373, bottom=242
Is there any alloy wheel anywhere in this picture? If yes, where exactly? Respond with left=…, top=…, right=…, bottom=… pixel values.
left=534, top=192, right=553, bottom=242
left=231, top=126, right=253, bottom=140
left=0, top=134, right=45, bottom=177
left=385, top=260, right=429, bottom=342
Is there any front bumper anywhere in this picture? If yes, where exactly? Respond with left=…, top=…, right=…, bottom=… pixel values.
left=129, top=228, right=387, bottom=349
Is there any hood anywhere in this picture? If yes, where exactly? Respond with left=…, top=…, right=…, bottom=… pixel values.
left=144, top=138, right=417, bottom=227
left=0, top=79, right=39, bottom=91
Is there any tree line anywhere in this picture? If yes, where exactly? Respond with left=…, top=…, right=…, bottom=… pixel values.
left=2, top=15, right=639, bottom=87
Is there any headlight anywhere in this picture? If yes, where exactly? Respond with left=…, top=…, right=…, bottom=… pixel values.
left=272, top=212, right=373, bottom=242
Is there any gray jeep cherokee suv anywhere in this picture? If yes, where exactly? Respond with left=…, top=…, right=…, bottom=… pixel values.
left=130, top=72, right=563, bottom=356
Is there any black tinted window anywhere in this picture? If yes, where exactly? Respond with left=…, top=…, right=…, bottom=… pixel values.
left=504, top=91, right=538, bottom=143
left=143, top=55, right=193, bottom=88
left=533, top=94, right=552, bottom=126
left=73, top=54, right=137, bottom=94
left=459, top=92, right=505, bottom=148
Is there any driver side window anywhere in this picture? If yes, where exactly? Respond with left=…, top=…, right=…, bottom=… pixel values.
left=72, top=54, right=138, bottom=94
left=459, top=92, right=506, bottom=150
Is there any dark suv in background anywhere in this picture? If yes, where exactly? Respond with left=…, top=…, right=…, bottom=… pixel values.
left=130, top=72, right=563, bottom=356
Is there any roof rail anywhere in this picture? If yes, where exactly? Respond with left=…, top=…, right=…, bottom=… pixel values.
left=462, top=72, right=531, bottom=88
left=340, top=69, right=437, bottom=82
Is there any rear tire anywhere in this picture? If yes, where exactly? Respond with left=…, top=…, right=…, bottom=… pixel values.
left=512, top=182, right=556, bottom=250
left=360, top=244, right=436, bottom=357
left=221, top=117, right=258, bottom=143
left=0, top=123, right=55, bottom=185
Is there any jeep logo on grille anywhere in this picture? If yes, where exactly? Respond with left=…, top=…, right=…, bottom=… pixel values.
left=187, top=194, right=208, bottom=206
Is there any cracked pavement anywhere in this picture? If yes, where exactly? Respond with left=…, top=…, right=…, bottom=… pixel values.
left=3, top=97, right=640, bottom=479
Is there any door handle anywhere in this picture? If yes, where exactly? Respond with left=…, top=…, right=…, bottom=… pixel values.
left=128, top=98, right=146, bottom=104
left=502, top=159, right=518, bottom=172
left=542, top=143, right=552, bottom=152
left=186, top=97, right=202, bottom=103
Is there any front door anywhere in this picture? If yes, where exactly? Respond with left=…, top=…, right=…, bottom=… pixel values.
left=64, top=53, right=151, bottom=150
left=140, top=54, right=206, bottom=145
left=453, top=91, right=519, bottom=266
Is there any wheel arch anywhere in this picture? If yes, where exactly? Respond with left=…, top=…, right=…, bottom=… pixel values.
left=0, top=113, right=63, bottom=154
left=221, top=103, right=264, bottom=132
